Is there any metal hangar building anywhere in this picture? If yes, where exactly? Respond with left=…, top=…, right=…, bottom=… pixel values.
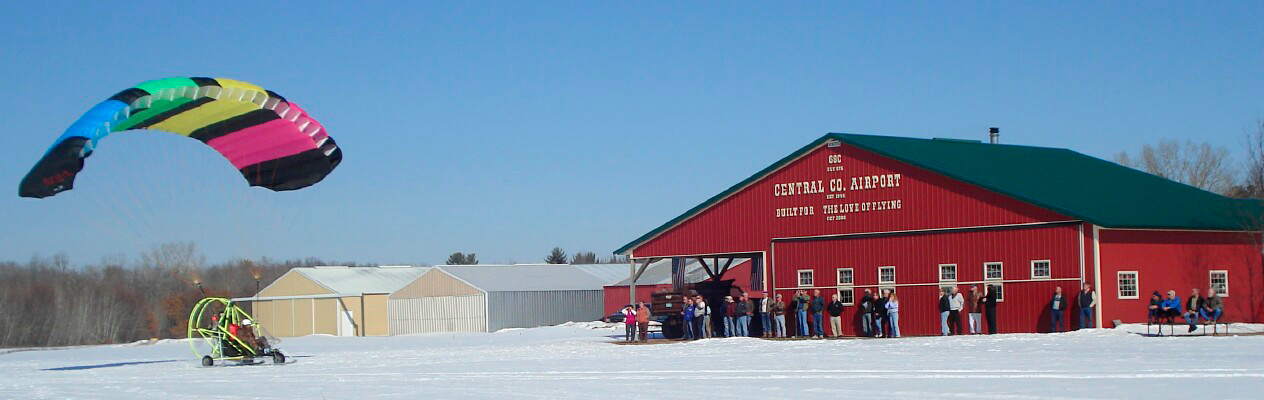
left=615, top=133, right=1263, bottom=336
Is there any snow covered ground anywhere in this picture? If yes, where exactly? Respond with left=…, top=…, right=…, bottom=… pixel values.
left=3, top=322, right=1263, bottom=399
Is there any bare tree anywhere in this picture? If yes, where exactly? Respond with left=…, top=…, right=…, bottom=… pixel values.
left=570, top=251, right=598, bottom=264
left=1229, top=121, right=1264, bottom=199
left=1115, top=139, right=1236, bottom=195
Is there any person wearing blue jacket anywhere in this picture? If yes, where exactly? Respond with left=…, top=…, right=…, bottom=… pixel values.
left=682, top=297, right=696, bottom=340
left=810, top=289, right=826, bottom=338
left=1159, top=290, right=1182, bottom=321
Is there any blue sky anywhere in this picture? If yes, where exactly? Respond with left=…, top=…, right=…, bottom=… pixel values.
left=1, top=2, right=1261, bottom=266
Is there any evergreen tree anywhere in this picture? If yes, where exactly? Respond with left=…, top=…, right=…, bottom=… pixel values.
left=544, top=247, right=568, bottom=264
left=446, top=252, right=478, bottom=265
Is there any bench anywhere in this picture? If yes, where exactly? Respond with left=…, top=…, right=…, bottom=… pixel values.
left=1202, top=320, right=1230, bottom=335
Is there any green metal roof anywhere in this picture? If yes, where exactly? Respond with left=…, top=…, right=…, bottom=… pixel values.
left=616, top=133, right=1262, bottom=255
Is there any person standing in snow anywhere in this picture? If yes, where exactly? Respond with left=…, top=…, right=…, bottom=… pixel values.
left=949, top=286, right=964, bottom=335
left=827, top=293, right=845, bottom=337
left=793, top=290, right=810, bottom=337
left=859, top=289, right=874, bottom=337
left=983, top=285, right=999, bottom=334
left=758, top=292, right=772, bottom=337
left=722, top=296, right=736, bottom=338
left=967, top=286, right=983, bottom=334
left=810, top=289, right=826, bottom=338
left=681, top=297, right=695, bottom=340
left=874, top=289, right=889, bottom=337
left=938, top=288, right=952, bottom=336
left=1049, top=286, right=1067, bottom=333
left=885, top=292, right=901, bottom=338
left=736, top=293, right=753, bottom=337
left=636, top=302, right=651, bottom=342
left=1078, top=283, right=1097, bottom=329
left=771, top=293, right=787, bottom=338
left=622, top=305, right=637, bottom=342
left=695, top=296, right=711, bottom=339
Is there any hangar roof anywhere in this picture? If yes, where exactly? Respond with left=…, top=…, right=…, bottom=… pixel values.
left=617, top=133, right=1263, bottom=255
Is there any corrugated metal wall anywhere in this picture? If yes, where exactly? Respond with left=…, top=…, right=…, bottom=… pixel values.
left=487, top=290, right=604, bottom=332
left=389, top=295, right=487, bottom=334
left=772, top=223, right=1083, bottom=336
left=1099, top=229, right=1263, bottom=325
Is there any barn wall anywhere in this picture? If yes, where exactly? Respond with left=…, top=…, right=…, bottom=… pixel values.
left=772, top=223, right=1083, bottom=336
left=313, top=298, right=337, bottom=335
left=633, top=142, right=1069, bottom=258
left=339, top=296, right=363, bottom=336
left=257, top=271, right=332, bottom=297
left=363, top=294, right=390, bottom=336
left=391, top=269, right=481, bottom=299
left=604, top=284, right=674, bottom=316
left=1098, top=229, right=1263, bottom=325
left=487, top=290, right=604, bottom=332
left=389, top=295, right=488, bottom=334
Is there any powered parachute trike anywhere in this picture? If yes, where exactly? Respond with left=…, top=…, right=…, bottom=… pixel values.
left=187, top=297, right=286, bottom=366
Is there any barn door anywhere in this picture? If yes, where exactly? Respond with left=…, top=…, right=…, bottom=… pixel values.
left=336, top=301, right=356, bottom=336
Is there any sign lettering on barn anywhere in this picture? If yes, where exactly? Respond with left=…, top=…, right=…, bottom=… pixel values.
left=772, top=149, right=905, bottom=221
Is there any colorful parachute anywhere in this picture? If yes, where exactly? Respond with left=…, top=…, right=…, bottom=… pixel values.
left=19, top=77, right=341, bottom=198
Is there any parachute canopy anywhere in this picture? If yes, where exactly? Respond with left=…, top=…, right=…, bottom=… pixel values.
left=19, top=77, right=342, bottom=198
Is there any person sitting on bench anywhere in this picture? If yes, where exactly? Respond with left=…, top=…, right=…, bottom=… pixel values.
left=1201, top=289, right=1224, bottom=323
left=1184, top=288, right=1204, bottom=333
left=1159, top=290, right=1182, bottom=323
left=1147, top=291, right=1162, bottom=322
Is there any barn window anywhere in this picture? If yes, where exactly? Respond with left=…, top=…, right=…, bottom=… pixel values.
left=836, top=268, right=854, bottom=285
left=878, top=266, right=896, bottom=284
left=837, top=287, right=855, bottom=306
left=939, top=264, right=957, bottom=281
left=1031, top=260, right=1051, bottom=279
left=984, top=262, right=1003, bottom=280
left=984, top=283, right=1004, bottom=302
left=1117, top=271, right=1139, bottom=299
left=797, top=270, right=814, bottom=287
left=1209, top=270, right=1228, bottom=297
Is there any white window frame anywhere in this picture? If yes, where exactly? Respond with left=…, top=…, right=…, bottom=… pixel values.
left=1117, top=271, right=1139, bottom=299
left=878, top=266, right=896, bottom=284
left=1209, top=270, right=1228, bottom=297
left=836, top=268, right=854, bottom=286
left=983, top=262, right=1003, bottom=280
left=837, top=287, right=855, bottom=306
left=938, top=264, right=957, bottom=282
left=1030, top=260, right=1052, bottom=279
left=797, top=269, right=814, bottom=287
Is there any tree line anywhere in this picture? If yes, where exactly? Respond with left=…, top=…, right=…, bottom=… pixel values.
left=445, top=248, right=628, bottom=265
left=0, top=243, right=359, bottom=348
left=1115, top=122, right=1264, bottom=198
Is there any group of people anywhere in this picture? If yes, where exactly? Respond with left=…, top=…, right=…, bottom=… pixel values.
left=656, top=282, right=1224, bottom=340
left=619, top=302, right=653, bottom=342
left=1147, top=288, right=1225, bottom=332
left=677, top=292, right=764, bottom=339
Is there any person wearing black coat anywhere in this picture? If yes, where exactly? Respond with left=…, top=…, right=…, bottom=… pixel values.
left=827, top=294, right=845, bottom=337
left=874, top=290, right=890, bottom=337
left=983, top=285, right=999, bottom=334
left=1049, top=286, right=1067, bottom=333
left=858, top=289, right=875, bottom=337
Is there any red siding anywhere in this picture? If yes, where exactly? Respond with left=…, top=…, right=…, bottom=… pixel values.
left=773, top=224, right=1083, bottom=336
left=602, top=261, right=755, bottom=315
left=604, top=284, right=674, bottom=316
left=632, top=142, right=1070, bottom=258
left=1098, top=229, right=1264, bottom=325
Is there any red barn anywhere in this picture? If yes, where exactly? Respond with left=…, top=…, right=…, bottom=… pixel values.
left=616, top=133, right=1264, bottom=336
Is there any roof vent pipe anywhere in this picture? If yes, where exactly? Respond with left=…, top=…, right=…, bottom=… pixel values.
left=988, top=127, right=999, bottom=144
